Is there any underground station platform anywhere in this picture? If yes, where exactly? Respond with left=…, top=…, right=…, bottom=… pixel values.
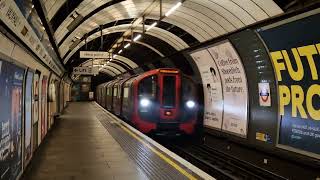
left=21, top=102, right=213, bottom=180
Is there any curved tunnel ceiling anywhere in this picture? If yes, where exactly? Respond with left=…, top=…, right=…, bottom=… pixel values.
left=64, top=24, right=188, bottom=64
left=39, top=0, right=285, bottom=77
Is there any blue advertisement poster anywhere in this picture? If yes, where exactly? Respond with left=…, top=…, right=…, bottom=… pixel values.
left=0, top=60, right=24, bottom=180
left=24, top=70, right=33, bottom=164
left=258, top=12, right=320, bottom=157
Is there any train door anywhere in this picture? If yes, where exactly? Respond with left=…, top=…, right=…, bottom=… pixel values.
left=122, top=78, right=134, bottom=120
left=159, top=70, right=180, bottom=122
left=112, top=84, right=118, bottom=112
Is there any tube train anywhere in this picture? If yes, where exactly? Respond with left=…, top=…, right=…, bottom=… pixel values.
left=96, top=68, right=198, bottom=135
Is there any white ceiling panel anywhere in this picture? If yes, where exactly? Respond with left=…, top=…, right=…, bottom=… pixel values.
left=49, top=0, right=283, bottom=62
left=61, top=23, right=189, bottom=61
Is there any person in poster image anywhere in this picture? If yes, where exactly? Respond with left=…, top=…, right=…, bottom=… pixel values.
left=206, top=84, right=213, bottom=104
left=209, top=67, right=218, bottom=83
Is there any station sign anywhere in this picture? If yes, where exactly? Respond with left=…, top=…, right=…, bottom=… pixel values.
left=73, top=67, right=99, bottom=75
left=80, top=51, right=109, bottom=59
left=0, top=0, right=63, bottom=75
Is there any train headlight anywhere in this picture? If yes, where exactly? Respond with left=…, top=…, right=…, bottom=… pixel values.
left=186, top=100, right=195, bottom=109
left=140, top=98, right=151, bottom=107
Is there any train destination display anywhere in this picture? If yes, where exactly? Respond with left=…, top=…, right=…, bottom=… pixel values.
left=258, top=12, right=320, bottom=157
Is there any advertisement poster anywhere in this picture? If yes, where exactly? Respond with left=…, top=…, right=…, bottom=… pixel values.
left=49, top=82, right=56, bottom=102
left=32, top=73, right=39, bottom=150
left=0, top=60, right=24, bottom=180
left=33, top=73, right=39, bottom=123
left=41, top=76, right=48, bottom=140
left=24, top=70, right=33, bottom=164
left=11, top=64, right=24, bottom=179
left=258, top=13, right=320, bottom=156
left=190, top=49, right=224, bottom=129
left=207, top=40, right=248, bottom=137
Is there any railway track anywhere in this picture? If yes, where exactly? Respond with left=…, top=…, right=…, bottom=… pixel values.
left=161, top=140, right=287, bottom=180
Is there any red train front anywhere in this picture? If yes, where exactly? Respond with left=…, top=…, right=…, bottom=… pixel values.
left=96, top=68, right=198, bottom=135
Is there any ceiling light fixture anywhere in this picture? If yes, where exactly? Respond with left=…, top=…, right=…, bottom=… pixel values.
left=133, top=34, right=142, bottom=42
left=165, top=2, right=182, bottom=17
left=118, top=49, right=123, bottom=54
left=146, top=22, right=157, bottom=31
left=124, top=43, right=131, bottom=48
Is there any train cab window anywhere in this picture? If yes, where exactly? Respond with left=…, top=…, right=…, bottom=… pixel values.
left=163, top=76, right=176, bottom=108
left=138, top=75, right=158, bottom=117
left=138, top=75, right=157, bottom=100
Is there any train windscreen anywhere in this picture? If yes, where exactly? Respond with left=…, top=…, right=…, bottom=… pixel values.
left=162, top=76, right=176, bottom=108
left=138, top=75, right=157, bottom=99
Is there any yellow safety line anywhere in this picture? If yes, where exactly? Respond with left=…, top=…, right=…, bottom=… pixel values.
left=119, top=124, right=198, bottom=180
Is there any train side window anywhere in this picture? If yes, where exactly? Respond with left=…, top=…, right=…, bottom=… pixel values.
left=138, top=75, right=157, bottom=99
left=107, top=88, right=110, bottom=96
left=113, top=87, right=118, bottom=97
left=182, top=76, right=194, bottom=101
left=123, top=87, right=129, bottom=98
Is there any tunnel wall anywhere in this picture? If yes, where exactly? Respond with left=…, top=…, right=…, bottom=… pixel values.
left=0, top=31, right=70, bottom=180
left=186, top=7, right=320, bottom=165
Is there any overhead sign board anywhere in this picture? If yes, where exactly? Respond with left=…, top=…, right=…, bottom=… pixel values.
left=80, top=51, right=110, bottom=59
left=73, top=67, right=99, bottom=75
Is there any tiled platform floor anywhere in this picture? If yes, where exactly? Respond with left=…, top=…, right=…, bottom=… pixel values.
left=22, top=102, right=148, bottom=180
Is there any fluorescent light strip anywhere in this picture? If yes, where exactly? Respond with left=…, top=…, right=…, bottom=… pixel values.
left=165, top=2, right=182, bottom=17
left=124, top=43, right=131, bottom=48
left=146, top=22, right=157, bottom=31
left=133, top=34, right=142, bottom=41
left=113, top=55, right=117, bottom=58
left=118, top=49, right=123, bottom=54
